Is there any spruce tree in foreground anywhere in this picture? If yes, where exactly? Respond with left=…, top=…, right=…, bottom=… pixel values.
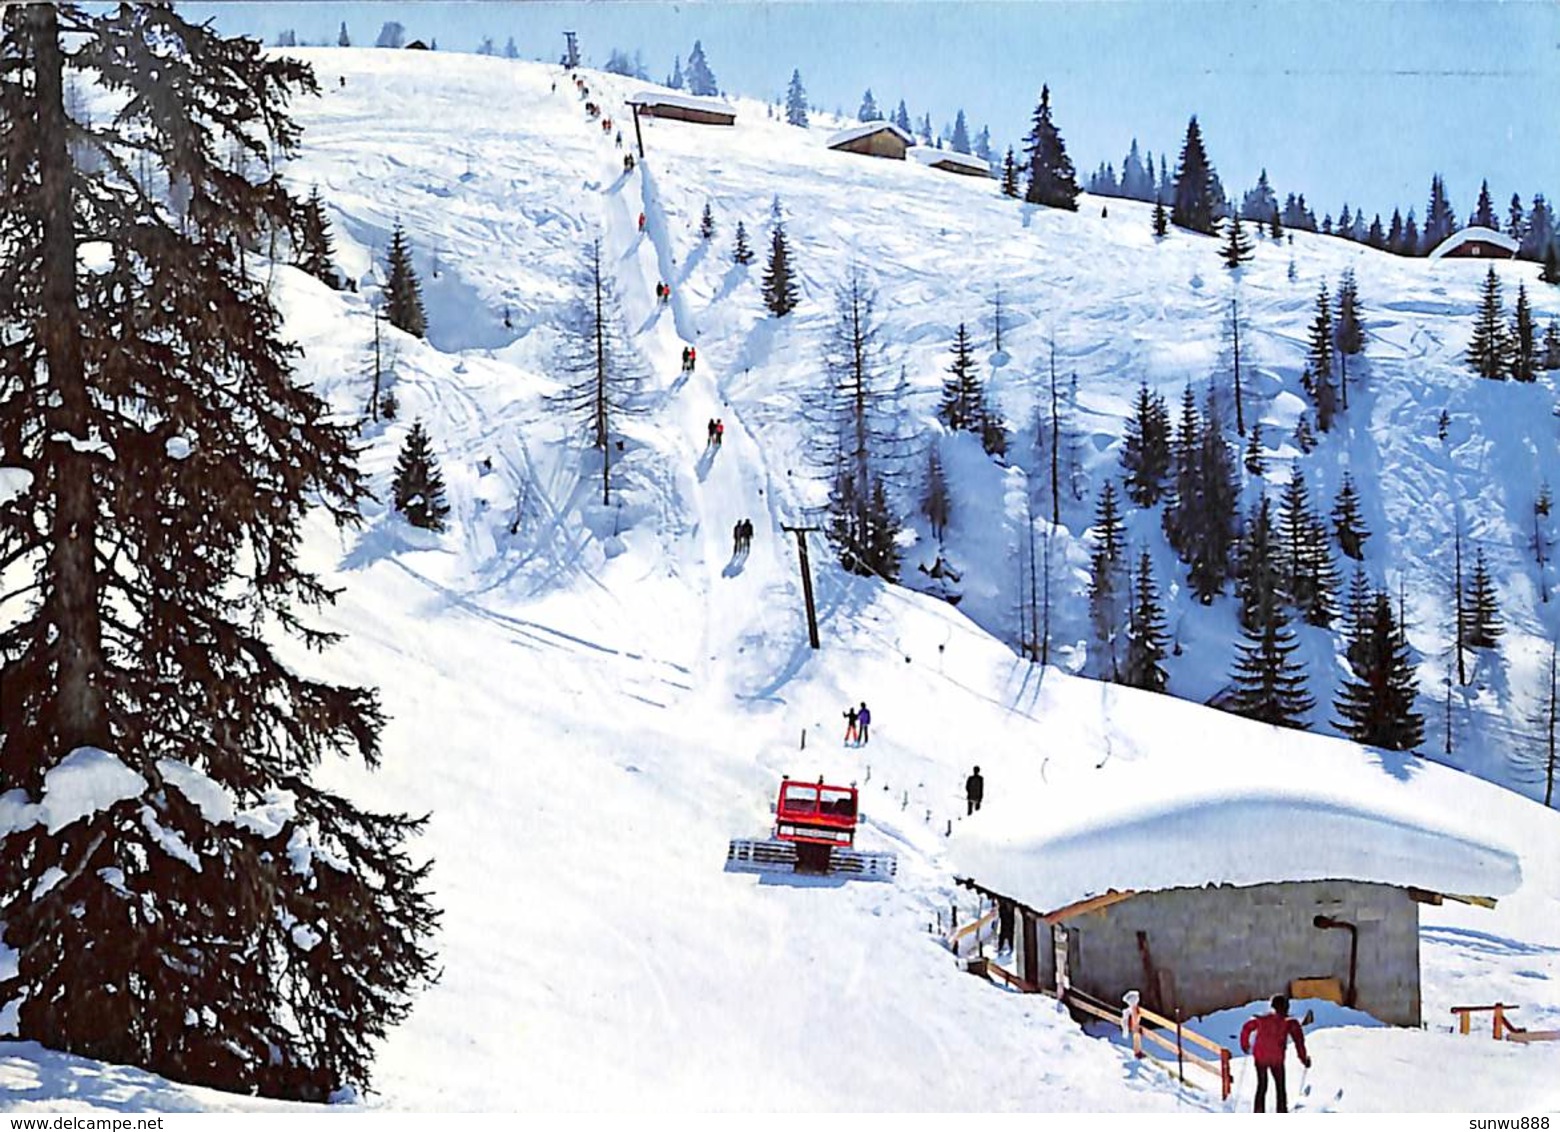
left=699, top=202, right=716, bottom=240
left=733, top=220, right=754, bottom=265
left=1464, top=546, right=1504, bottom=648
left=1171, top=115, right=1219, bottom=234
left=1467, top=265, right=1508, bottom=379
left=1000, top=146, right=1021, bottom=199
left=1124, top=550, right=1169, bottom=693
left=1331, top=473, right=1370, bottom=560
left=1220, top=212, right=1253, bottom=268
left=1228, top=524, right=1315, bottom=729
left=384, top=221, right=427, bottom=338
left=762, top=223, right=798, bottom=316
left=295, top=185, right=339, bottom=288
left=0, top=4, right=435, bottom=1099
left=1510, top=282, right=1536, bottom=382
left=1121, top=381, right=1172, bottom=506
left=1022, top=84, right=1080, bottom=211
left=391, top=420, right=451, bottom=531
left=1335, top=592, right=1424, bottom=751
left=938, top=322, right=982, bottom=432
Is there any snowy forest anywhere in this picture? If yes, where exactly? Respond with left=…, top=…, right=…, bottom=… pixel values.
left=2, top=4, right=1558, bottom=1115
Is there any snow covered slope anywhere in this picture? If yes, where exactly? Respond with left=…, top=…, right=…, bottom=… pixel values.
left=5, top=49, right=1558, bottom=1113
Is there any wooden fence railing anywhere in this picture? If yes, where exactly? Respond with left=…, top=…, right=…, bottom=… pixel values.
left=1452, top=1003, right=1560, bottom=1043
left=1065, top=987, right=1233, bottom=1101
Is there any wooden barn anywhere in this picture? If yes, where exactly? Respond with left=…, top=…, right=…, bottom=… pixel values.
left=949, top=792, right=1520, bottom=1029
left=826, top=121, right=913, bottom=161
left=626, top=90, right=736, bottom=127
left=912, top=146, right=992, bottom=179
left=1428, top=226, right=1519, bottom=260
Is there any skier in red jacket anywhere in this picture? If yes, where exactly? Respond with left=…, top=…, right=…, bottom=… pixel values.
left=1239, top=994, right=1310, bottom=1113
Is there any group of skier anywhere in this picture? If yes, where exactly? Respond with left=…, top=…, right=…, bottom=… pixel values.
left=681, top=345, right=698, bottom=373
left=655, top=281, right=671, bottom=304
left=705, top=418, right=724, bottom=447
left=731, top=519, right=754, bottom=555
left=842, top=702, right=872, bottom=746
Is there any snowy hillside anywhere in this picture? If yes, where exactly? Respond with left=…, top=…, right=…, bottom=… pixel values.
left=6, top=48, right=1559, bottom=1113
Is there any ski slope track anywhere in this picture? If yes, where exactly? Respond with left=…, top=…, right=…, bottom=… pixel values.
left=4, top=49, right=1558, bottom=1113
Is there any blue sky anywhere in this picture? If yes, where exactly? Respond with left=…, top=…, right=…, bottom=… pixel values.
left=185, top=1, right=1559, bottom=223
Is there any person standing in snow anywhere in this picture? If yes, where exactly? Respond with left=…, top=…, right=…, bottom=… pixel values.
left=740, top=518, right=753, bottom=551
left=638, top=212, right=646, bottom=232
left=714, top=419, right=724, bottom=446
left=1240, top=994, right=1310, bottom=1113
left=682, top=346, right=691, bottom=372
left=687, top=345, right=696, bottom=372
left=706, top=419, right=717, bottom=445
left=965, top=766, right=983, bottom=815
left=843, top=705, right=859, bottom=745
left=856, top=702, right=871, bottom=745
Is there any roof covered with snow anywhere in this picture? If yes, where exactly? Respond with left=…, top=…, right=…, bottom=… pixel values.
left=1427, top=226, right=1520, bottom=259
left=910, top=146, right=990, bottom=174
left=951, top=787, right=1522, bottom=913
left=626, top=90, right=735, bottom=117
left=826, top=120, right=914, bottom=149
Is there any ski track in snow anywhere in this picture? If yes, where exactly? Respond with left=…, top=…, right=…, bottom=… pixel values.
left=7, top=49, right=1560, bottom=1113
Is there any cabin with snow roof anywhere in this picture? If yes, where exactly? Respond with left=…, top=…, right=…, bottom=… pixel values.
left=826, top=121, right=913, bottom=161
left=1428, top=226, right=1519, bottom=261
left=625, top=91, right=735, bottom=127
left=911, top=146, right=992, bottom=179
left=949, top=793, right=1520, bottom=1028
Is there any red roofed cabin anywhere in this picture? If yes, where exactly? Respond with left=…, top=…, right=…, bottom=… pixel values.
left=1428, top=226, right=1519, bottom=261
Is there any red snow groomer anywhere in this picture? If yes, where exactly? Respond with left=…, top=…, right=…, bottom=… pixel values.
left=727, top=777, right=897, bottom=879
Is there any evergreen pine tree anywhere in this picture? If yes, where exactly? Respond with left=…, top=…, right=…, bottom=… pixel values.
left=979, top=398, right=1008, bottom=458
left=1464, top=546, right=1504, bottom=648
left=1220, top=211, right=1253, bottom=268
left=974, top=125, right=992, bottom=163
left=1367, top=213, right=1386, bottom=249
left=1511, top=282, right=1537, bottom=382
left=1403, top=210, right=1421, bottom=255
left=1335, top=592, right=1425, bottom=750
left=951, top=109, right=971, bottom=154
left=504, top=36, right=518, bottom=59
left=1152, top=198, right=1169, bottom=239
left=684, top=40, right=717, bottom=96
left=893, top=99, right=911, bottom=133
left=699, top=201, right=716, bottom=240
left=1229, top=501, right=1315, bottom=729
left=391, top=420, right=451, bottom=531
left=1184, top=387, right=1240, bottom=603
left=1244, top=420, right=1267, bottom=477
left=1170, top=115, right=1219, bottom=234
left=1021, top=85, right=1080, bottom=211
left=1388, top=208, right=1405, bottom=253
left=1121, top=381, right=1173, bottom=506
left=999, top=146, right=1021, bottom=198
left=295, top=185, right=339, bottom=288
left=1331, top=473, right=1369, bottom=559
left=1467, top=266, right=1509, bottom=379
left=0, top=5, right=435, bottom=1098
left=922, top=443, right=951, bottom=540
left=762, top=224, right=798, bottom=316
left=1307, top=281, right=1334, bottom=396
left=1087, top=482, right=1127, bottom=679
left=937, top=322, right=981, bottom=432
left=1269, top=209, right=1283, bottom=241
left=858, top=88, right=878, bottom=121
left=1295, top=412, right=1317, bottom=454
left=1278, top=467, right=1337, bottom=626
left=1543, top=319, right=1560, bottom=370
left=338, top=21, right=350, bottom=46
left=784, top=69, right=808, bottom=127
left=1544, top=243, right=1560, bottom=285
left=384, top=221, right=427, bottom=338
left=667, top=54, right=684, bottom=89
left=1336, top=268, right=1364, bottom=356
left=733, top=220, right=754, bottom=265
left=1341, top=564, right=1375, bottom=674
left=1424, top=174, right=1457, bottom=250
left=1472, top=179, right=1497, bottom=229
left=1123, top=549, right=1170, bottom=693
left=1237, top=495, right=1282, bottom=631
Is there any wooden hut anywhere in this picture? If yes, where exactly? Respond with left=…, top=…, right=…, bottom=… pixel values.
left=626, top=91, right=736, bottom=127
left=826, top=121, right=913, bottom=161
left=912, top=147, right=992, bottom=179
left=1428, top=226, right=1519, bottom=260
